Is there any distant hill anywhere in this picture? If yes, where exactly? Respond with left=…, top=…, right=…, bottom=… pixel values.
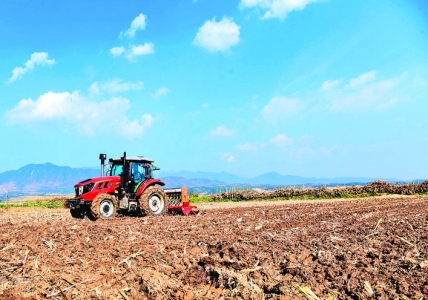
left=157, top=170, right=391, bottom=185
left=161, top=176, right=226, bottom=188
left=0, top=163, right=413, bottom=198
left=0, top=163, right=99, bottom=194
left=0, top=163, right=227, bottom=197
left=158, top=170, right=244, bottom=184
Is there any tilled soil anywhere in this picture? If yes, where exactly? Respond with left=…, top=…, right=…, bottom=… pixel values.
left=0, top=196, right=427, bottom=299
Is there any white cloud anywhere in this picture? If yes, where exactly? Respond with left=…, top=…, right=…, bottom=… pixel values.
left=346, top=71, right=377, bottom=88
left=320, top=144, right=345, bottom=156
left=7, top=52, right=55, bottom=83
left=110, top=46, right=125, bottom=56
left=152, top=87, right=170, bottom=98
left=120, top=13, right=147, bottom=38
left=121, top=114, right=153, bottom=137
left=236, top=143, right=263, bottom=151
left=220, top=152, right=235, bottom=163
left=376, top=97, right=399, bottom=110
left=187, top=111, right=201, bottom=117
left=298, top=134, right=313, bottom=141
left=210, top=125, right=235, bottom=137
left=6, top=91, right=152, bottom=137
left=95, top=79, right=144, bottom=94
left=110, top=44, right=155, bottom=61
left=193, top=17, right=240, bottom=52
left=240, top=0, right=320, bottom=20
left=259, top=71, right=408, bottom=119
left=289, top=147, right=315, bottom=159
left=270, top=133, right=293, bottom=147
left=127, top=43, right=155, bottom=57
left=9, top=67, right=27, bottom=83
left=89, top=79, right=143, bottom=96
left=111, top=14, right=154, bottom=62
left=261, top=96, right=299, bottom=121
left=329, top=72, right=407, bottom=112
left=88, top=82, right=100, bottom=96
left=320, top=79, right=341, bottom=91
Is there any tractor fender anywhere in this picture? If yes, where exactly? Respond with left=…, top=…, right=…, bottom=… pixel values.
left=135, top=179, right=165, bottom=198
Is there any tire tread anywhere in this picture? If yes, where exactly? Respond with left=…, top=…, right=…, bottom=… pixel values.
left=139, top=186, right=168, bottom=216
left=90, top=194, right=117, bottom=220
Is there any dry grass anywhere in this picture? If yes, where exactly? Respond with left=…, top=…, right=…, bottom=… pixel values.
left=210, top=180, right=428, bottom=201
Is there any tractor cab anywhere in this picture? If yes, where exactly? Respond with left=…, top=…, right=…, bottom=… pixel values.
left=108, top=156, right=159, bottom=193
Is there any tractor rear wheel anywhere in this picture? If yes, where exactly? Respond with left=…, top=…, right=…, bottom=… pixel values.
left=90, top=194, right=117, bottom=220
left=139, top=186, right=168, bottom=216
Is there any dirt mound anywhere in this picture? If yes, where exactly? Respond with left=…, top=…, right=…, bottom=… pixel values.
left=0, top=196, right=427, bottom=299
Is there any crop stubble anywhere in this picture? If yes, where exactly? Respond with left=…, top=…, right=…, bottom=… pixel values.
left=0, top=196, right=427, bottom=299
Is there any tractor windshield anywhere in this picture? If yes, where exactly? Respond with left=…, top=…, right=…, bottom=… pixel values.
left=111, top=164, right=123, bottom=176
left=131, top=163, right=146, bottom=182
left=109, top=162, right=152, bottom=182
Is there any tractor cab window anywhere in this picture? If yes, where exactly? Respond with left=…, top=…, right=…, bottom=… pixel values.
left=131, top=163, right=146, bottom=182
left=111, top=165, right=123, bottom=176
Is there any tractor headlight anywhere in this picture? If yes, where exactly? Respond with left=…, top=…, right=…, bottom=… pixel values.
left=75, top=186, right=80, bottom=197
left=76, top=183, right=95, bottom=196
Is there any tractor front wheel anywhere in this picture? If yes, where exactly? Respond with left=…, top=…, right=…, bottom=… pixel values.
left=139, top=186, right=168, bottom=216
left=70, top=208, right=85, bottom=219
left=90, top=194, right=117, bottom=220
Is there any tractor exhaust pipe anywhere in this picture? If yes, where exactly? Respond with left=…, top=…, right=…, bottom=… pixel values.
left=99, top=154, right=107, bottom=177
left=121, top=152, right=127, bottom=189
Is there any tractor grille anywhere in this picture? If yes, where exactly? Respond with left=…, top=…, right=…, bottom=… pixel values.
left=75, top=183, right=95, bottom=197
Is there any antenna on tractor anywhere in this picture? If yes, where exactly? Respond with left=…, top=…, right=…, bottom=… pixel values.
left=99, top=154, right=107, bottom=177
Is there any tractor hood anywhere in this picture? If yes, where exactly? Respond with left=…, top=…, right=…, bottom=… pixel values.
left=74, top=176, right=121, bottom=200
left=74, top=176, right=120, bottom=187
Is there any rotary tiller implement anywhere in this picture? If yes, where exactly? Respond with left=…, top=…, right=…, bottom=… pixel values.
left=164, top=187, right=198, bottom=216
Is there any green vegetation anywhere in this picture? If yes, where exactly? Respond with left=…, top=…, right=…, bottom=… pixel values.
left=0, top=197, right=67, bottom=209
left=0, top=201, right=64, bottom=209
left=189, top=194, right=211, bottom=204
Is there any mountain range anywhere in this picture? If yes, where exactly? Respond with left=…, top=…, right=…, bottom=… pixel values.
left=0, top=163, right=99, bottom=194
left=0, top=163, right=227, bottom=196
left=0, top=163, right=420, bottom=198
left=157, top=170, right=389, bottom=185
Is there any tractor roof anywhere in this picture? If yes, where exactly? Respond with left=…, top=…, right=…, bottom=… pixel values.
left=109, top=156, right=154, bottom=164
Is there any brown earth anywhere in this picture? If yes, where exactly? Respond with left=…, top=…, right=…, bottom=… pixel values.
left=0, top=196, right=427, bottom=299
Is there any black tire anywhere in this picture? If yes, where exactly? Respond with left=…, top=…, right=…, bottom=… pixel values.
left=70, top=208, right=85, bottom=219
left=90, top=194, right=117, bottom=220
left=139, top=186, right=168, bottom=216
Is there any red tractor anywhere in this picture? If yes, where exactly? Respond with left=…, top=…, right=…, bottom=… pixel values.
left=66, top=152, right=197, bottom=219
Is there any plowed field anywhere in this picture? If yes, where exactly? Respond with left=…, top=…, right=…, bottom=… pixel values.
left=1, top=196, right=427, bottom=299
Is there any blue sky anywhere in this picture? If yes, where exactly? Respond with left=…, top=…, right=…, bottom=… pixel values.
left=1, top=0, right=427, bottom=179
